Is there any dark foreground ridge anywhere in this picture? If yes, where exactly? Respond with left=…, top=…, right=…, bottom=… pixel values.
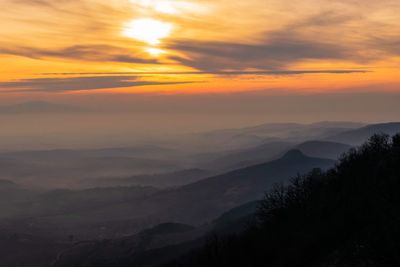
left=162, top=133, right=400, bottom=267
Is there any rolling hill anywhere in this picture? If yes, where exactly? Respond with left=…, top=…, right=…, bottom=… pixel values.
left=23, top=150, right=334, bottom=240
left=295, top=140, right=352, bottom=159
left=326, top=122, right=400, bottom=145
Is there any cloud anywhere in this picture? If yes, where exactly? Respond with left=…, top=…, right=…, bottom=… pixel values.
left=0, top=45, right=159, bottom=64
left=369, top=35, right=400, bottom=56
left=168, top=37, right=353, bottom=71
left=2, top=0, right=399, bottom=78
left=38, top=70, right=368, bottom=76
left=166, top=11, right=366, bottom=71
left=10, top=0, right=53, bottom=6
left=0, top=76, right=190, bottom=92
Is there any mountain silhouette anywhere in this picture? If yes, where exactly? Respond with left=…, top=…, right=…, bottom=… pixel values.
left=326, top=122, right=400, bottom=145
left=135, top=149, right=334, bottom=224
left=199, top=141, right=295, bottom=171
left=295, top=140, right=352, bottom=159
left=43, top=150, right=334, bottom=230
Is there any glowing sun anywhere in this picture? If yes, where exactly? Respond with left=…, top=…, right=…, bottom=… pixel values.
left=123, top=18, right=173, bottom=45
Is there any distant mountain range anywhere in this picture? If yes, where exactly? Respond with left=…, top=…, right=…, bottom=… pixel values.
left=170, top=121, right=365, bottom=154
left=0, top=121, right=398, bottom=190
left=198, top=140, right=351, bottom=172
left=326, top=122, right=400, bottom=145
left=17, top=149, right=333, bottom=239
left=196, top=122, right=400, bottom=172
left=295, top=140, right=352, bottom=159
left=1, top=122, right=400, bottom=267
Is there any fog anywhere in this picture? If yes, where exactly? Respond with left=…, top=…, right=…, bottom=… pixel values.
left=1, top=90, right=399, bottom=151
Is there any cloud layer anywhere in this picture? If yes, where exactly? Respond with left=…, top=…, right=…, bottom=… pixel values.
left=0, top=76, right=189, bottom=92
left=0, top=0, right=399, bottom=93
left=0, top=45, right=160, bottom=64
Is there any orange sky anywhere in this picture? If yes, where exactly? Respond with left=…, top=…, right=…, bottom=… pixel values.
left=1, top=0, right=400, bottom=96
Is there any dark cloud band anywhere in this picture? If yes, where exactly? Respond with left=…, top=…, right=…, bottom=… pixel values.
left=0, top=45, right=159, bottom=65
left=38, top=70, right=368, bottom=76
left=0, top=76, right=191, bottom=92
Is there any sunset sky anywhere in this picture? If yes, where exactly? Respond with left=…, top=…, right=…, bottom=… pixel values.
left=0, top=0, right=400, bottom=151
left=1, top=0, right=400, bottom=98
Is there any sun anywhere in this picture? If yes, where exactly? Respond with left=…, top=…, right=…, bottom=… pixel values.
left=146, top=47, right=166, bottom=56
left=123, top=18, right=173, bottom=45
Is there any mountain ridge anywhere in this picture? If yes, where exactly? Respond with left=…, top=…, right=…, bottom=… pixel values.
left=326, top=122, right=400, bottom=145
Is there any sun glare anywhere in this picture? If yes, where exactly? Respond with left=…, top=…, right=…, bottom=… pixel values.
left=146, top=47, right=166, bottom=56
left=123, top=18, right=173, bottom=45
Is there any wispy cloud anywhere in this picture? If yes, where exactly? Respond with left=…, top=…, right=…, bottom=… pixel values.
left=369, top=35, right=400, bottom=56
left=0, top=76, right=190, bottom=92
left=167, top=11, right=366, bottom=71
left=1, top=0, right=400, bottom=95
left=39, top=70, right=368, bottom=76
left=169, top=39, right=353, bottom=71
left=0, top=45, right=159, bottom=64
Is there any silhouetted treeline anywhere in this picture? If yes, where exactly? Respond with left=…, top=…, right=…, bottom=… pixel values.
left=162, top=134, right=400, bottom=267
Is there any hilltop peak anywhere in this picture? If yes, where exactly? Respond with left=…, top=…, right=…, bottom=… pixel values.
left=281, top=149, right=307, bottom=160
